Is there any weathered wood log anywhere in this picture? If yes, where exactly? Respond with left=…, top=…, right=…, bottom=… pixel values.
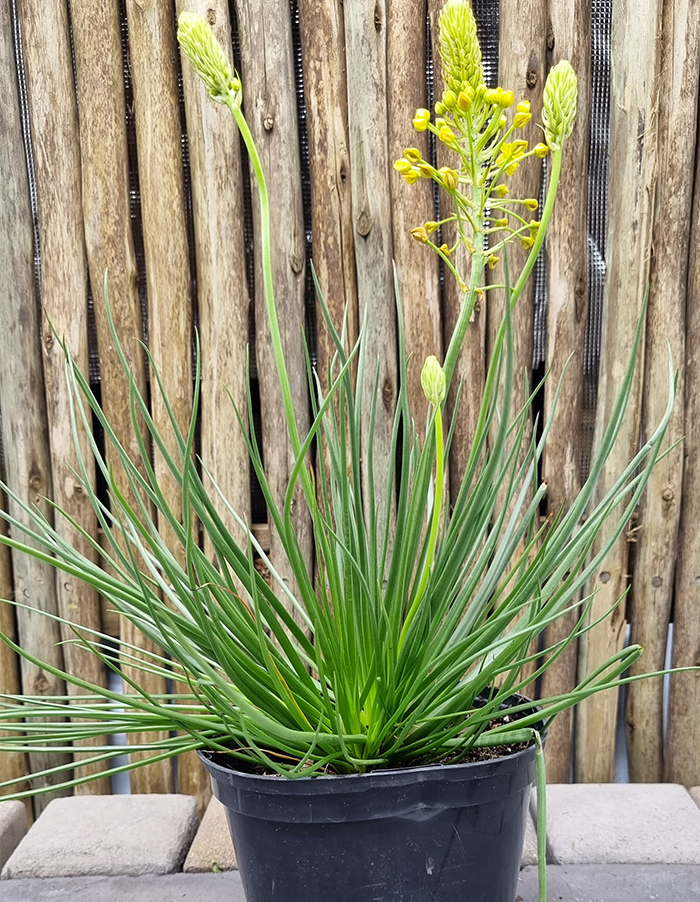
left=538, top=0, right=591, bottom=784
left=625, top=0, right=699, bottom=784
left=298, top=0, right=358, bottom=390
left=0, top=1, right=71, bottom=814
left=70, top=0, right=172, bottom=795
left=665, top=0, right=700, bottom=789
left=125, top=0, right=205, bottom=809
left=18, top=0, right=109, bottom=795
left=575, top=0, right=661, bottom=783
left=388, top=0, right=442, bottom=428
left=0, top=485, right=31, bottom=817
left=236, top=0, right=313, bottom=618
left=343, top=0, right=398, bottom=542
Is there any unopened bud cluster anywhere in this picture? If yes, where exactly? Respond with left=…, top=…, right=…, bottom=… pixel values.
left=177, top=12, right=241, bottom=104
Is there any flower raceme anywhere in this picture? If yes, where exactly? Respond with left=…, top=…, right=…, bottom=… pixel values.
left=393, top=0, right=578, bottom=299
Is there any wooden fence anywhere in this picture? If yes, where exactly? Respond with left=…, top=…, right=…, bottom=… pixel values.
left=1, top=0, right=699, bottom=818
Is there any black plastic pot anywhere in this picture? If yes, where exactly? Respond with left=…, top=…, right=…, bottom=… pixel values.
left=199, top=740, right=536, bottom=902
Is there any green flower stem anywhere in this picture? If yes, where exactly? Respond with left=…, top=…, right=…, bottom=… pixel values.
left=399, top=404, right=445, bottom=648
left=443, top=184, right=485, bottom=388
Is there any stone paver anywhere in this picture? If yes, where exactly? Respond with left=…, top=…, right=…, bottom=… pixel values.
left=1, top=794, right=198, bottom=879
left=532, top=783, right=700, bottom=865
left=0, top=872, right=246, bottom=902
left=184, top=795, right=237, bottom=873
left=516, top=864, right=700, bottom=901
left=520, top=810, right=539, bottom=867
left=0, top=802, right=27, bottom=872
left=690, top=786, right=700, bottom=810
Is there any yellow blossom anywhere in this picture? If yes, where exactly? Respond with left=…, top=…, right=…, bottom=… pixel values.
left=411, top=226, right=429, bottom=244
left=439, top=167, right=460, bottom=191
left=534, top=142, right=550, bottom=158
left=404, top=148, right=422, bottom=163
left=394, top=159, right=412, bottom=174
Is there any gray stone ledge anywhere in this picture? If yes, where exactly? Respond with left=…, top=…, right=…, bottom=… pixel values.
left=0, top=801, right=27, bottom=872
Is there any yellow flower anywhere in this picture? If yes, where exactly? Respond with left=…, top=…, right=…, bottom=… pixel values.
left=411, top=226, right=429, bottom=244
left=534, top=142, right=550, bottom=158
left=497, top=89, right=514, bottom=108
left=492, top=217, right=508, bottom=228
left=394, top=159, right=412, bottom=174
left=439, top=125, right=457, bottom=145
left=439, top=243, right=451, bottom=257
left=520, top=235, right=535, bottom=249
left=513, top=111, right=532, bottom=128
left=443, top=90, right=457, bottom=109
left=413, top=108, right=431, bottom=131
left=495, top=141, right=527, bottom=175
left=484, top=88, right=500, bottom=105
left=425, top=220, right=439, bottom=234
left=457, top=89, right=473, bottom=112
left=404, top=148, right=422, bottom=163
left=524, top=198, right=539, bottom=211
left=487, top=254, right=500, bottom=269
left=439, top=167, right=460, bottom=191
left=495, top=184, right=510, bottom=197
left=404, top=170, right=420, bottom=184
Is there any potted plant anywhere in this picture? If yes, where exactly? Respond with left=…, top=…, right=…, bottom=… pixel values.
left=0, top=3, right=686, bottom=901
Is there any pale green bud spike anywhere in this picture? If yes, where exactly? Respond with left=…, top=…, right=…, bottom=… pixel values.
left=177, top=12, right=240, bottom=104
left=439, top=0, right=483, bottom=96
left=421, top=356, right=446, bottom=406
left=542, top=60, right=577, bottom=151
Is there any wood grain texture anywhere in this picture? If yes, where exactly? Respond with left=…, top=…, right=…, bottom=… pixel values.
left=176, top=0, right=250, bottom=550
left=343, top=0, right=398, bottom=542
left=18, top=0, right=109, bottom=795
left=625, top=0, right=699, bottom=784
left=298, top=0, right=358, bottom=389
left=70, top=0, right=172, bottom=795
left=538, top=0, right=591, bottom=784
left=125, top=0, right=205, bottom=808
left=388, top=0, right=441, bottom=428
left=0, top=0, right=71, bottom=814
left=575, top=0, right=661, bottom=783
left=664, top=0, right=700, bottom=788
left=0, top=486, right=30, bottom=815
left=236, top=0, right=313, bottom=617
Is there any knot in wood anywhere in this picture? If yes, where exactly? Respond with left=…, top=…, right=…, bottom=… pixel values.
left=28, top=461, right=44, bottom=493
left=290, top=253, right=304, bottom=274
left=44, top=331, right=54, bottom=351
left=356, top=210, right=372, bottom=237
left=382, top=377, right=394, bottom=411
left=526, top=69, right=538, bottom=89
left=263, top=115, right=274, bottom=132
left=34, top=671, right=50, bottom=694
left=662, top=488, right=674, bottom=502
left=599, top=571, right=610, bottom=584
left=206, top=8, right=217, bottom=26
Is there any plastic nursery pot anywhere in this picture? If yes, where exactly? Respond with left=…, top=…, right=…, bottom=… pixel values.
left=199, top=737, right=536, bottom=902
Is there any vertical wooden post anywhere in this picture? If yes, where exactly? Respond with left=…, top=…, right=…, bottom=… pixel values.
left=387, top=0, right=441, bottom=428
left=236, top=0, right=313, bottom=615
left=125, top=0, right=207, bottom=808
left=343, top=0, right=398, bottom=540
left=0, top=0, right=71, bottom=814
left=626, top=0, right=699, bottom=784
left=18, top=0, right=109, bottom=795
left=538, top=0, right=591, bottom=784
left=69, top=0, right=172, bottom=795
left=298, top=0, right=358, bottom=388
left=176, top=0, right=250, bottom=550
left=575, top=0, right=661, bottom=783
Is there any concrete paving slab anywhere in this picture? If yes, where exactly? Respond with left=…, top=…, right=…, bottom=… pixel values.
left=1, top=794, right=198, bottom=879
left=532, top=783, right=700, bottom=865
left=516, top=864, right=700, bottom=901
left=184, top=795, right=237, bottom=873
left=0, top=802, right=27, bottom=872
left=0, top=872, right=246, bottom=902
left=520, top=810, right=539, bottom=867
left=691, top=786, right=700, bottom=810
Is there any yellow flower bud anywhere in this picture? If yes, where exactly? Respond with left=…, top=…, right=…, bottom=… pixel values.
left=487, top=254, right=500, bottom=269
left=542, top=59, right=578, bottom=150
left=394, top=159, right=412, bottom=173
left=529, top=219, right=541, bottom=231
left=520, top=235, right=535, bottom=249
left=421, top=355, right=446, bottom=406
left=458, top=90, right=472, bottom=112
left=513, top=139, right=529, bottom=153
left=404, top=148, right=422, bottom=163
left=439, top=243, right=451, bottom=257
left=404, top=170, right=420, bottom=184
left=439, top=167, right=460, bottom=191
left=498, top=115, right=507, bottom=128
left=418, top=162, right=434, bottom=177
left=464, top=237, right=476, bottom=254
left=492, top=217, right=508, bottom=228
left=443, top=90, right=457, bottom=109
left=177, top=12, right=240, bottom=104
left=497, top=89, right=514, bottom=108
left=435, top=102, right=448, bottom=117
left=411, top=226, right=429, bottom=244
left=439, top=125, right=457, bottom=144
left=439, top=0, right=483, bottom=95
left=413, top=108, right=431, bottom=131
left=495, top=184, right=510, bottom=197
left=516, top=100, right=531, bottom=114
left=415, top=108, right=431, bottom=123
left=435, top=118, right=447, bottom=129
left=425, top=220, right=439, bottom=234
left=524, top=198, right=539, bottom=211
left=513, top=111, right=532, bottom=128
left=484, top=88, right=500, bottom=105
left=534, top=142, right=550, bottom=158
